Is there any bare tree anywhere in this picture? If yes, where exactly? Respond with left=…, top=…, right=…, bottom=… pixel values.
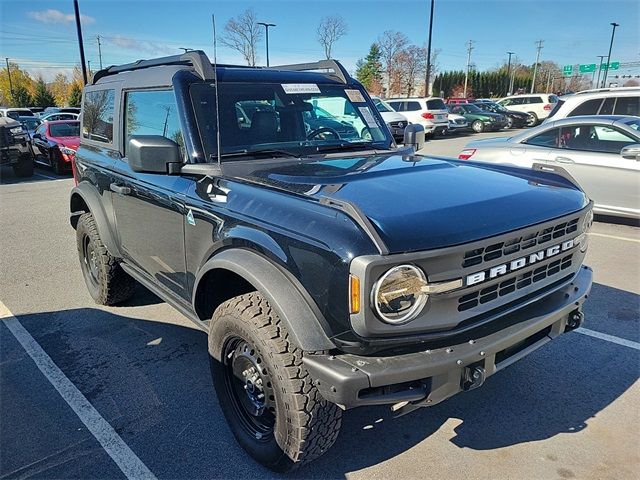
left=378, top=31, right=409, bottom=94
left=316, top=16, right=348, bottom=60
left=220, top=8, right=263, bottom=66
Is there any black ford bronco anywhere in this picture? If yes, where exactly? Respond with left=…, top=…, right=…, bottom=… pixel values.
left=0, top=117, right=35, bottom=177
left=70, top=51, right=593, bottom=471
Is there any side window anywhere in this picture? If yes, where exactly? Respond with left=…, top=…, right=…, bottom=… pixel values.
left=510, top=98, right=524, bottom=105
left=599, top=97, right=615, bottom=115
left=124, top=89, right=184, bottom=158
left=568, top=98, right=602, bottom=117
left=388, top=101, right=403, bottom=111
left=83, top=89, right=115, bottom=143
left=405, top=101, right=422, bottom=111
left=528, top=97, right=543, bottom=104
left=524, top=128, right=559, bottom=147
left=591, top=125, right=637, bottom=154
left=35, top=124, right=46, bottom=137
left=614, top=96, right=640, bottom=116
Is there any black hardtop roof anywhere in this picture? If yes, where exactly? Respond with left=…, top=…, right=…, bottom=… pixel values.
left=91, top=50, right=353, bottom=87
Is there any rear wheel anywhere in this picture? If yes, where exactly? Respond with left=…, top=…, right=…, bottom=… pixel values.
left=209, top=292, right=342, bottom=472
left=50, top=149, right=63, bottom=175
left=506, top=117, right=514, bottom=129
left=472, top=120, right=484, bottom=133
left=76, top=213, right=136, bottom=305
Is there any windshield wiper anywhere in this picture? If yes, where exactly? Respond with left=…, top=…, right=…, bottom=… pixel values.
left=220, top=148, right=303, bottom=159
left=312, top=142, right=381, bottom=153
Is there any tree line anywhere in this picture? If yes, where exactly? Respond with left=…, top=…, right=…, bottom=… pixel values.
left=1, top=62, right=83, bottom=108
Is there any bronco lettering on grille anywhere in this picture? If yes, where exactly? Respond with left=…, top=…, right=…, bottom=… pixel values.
left=466, top=238, right=576, bottom=286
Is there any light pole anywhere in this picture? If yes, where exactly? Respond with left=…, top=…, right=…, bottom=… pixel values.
left=602, top=22, right=619, bottom=88
left=505, top=51, right=514, bottom=95
left=73, top=0, right=88, bottom=85
left=424, top=0, right=435, bottom=96
left=257, top=22, right=276, bottom=67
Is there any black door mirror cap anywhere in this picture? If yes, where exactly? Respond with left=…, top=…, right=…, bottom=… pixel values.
left=127, top=135, right=181, bottom=174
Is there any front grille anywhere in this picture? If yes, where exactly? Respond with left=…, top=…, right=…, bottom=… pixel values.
left=389, top=121, right=405, bottom=128
left=458, top=253, right=574, bottom=312
left=455, top=119, right=466, bottom=125
left=462, top=218, right=579, bottom=268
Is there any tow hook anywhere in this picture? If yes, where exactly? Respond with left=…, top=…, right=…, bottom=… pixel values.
left=566, top=310, right=585, bottom=331
left=461, top=364, right=486, bottom=391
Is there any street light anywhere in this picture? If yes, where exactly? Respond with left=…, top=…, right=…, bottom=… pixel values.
left=257, top=22, right=276, bottom=67
left=602, top=22, right=619, bottom=88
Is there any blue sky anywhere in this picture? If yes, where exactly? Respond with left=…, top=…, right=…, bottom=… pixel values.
left=1, top=0, right=639, bottom=81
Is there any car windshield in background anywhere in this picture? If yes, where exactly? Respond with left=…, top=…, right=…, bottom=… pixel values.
left=624, top=119, right=640, bottom=131
left=50, top=122, right=80, bottom=137
left=374, top=98, right=394, bottom=112
left=21, top=118, right=40, bottom=129
left=191, top=82, right=391, bottom=160
left=426, top=99, right=446, bottom=110
left=462, top=104, right=484, bottom=113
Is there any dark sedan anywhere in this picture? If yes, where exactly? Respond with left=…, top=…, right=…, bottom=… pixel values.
left=31, top=120, right=80, bottom=174
left=474, top=102, right=532, bottom=128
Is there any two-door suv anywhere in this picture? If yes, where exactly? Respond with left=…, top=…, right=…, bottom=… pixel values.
left=70, top=51, right=593, bottom=471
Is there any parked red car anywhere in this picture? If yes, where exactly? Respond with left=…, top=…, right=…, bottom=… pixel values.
left=446, top=97, right=474, bottom=105
left=32, top=120, right=80, bottom=174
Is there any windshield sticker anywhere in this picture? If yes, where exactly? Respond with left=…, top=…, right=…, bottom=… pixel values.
left=359, top=107, right=379, bottom=128
left=281, top=83, right=321, bottom=94
left=345, top=89, right=365, bottom=103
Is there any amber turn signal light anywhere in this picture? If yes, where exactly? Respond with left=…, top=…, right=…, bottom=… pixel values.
left=349, top=274, right=360, bottom=314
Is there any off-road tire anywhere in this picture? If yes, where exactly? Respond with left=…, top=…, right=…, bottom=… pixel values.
left=12, top=153, right=34, bottom=177
left=472, top=120, right=484, bottom=133
left=76, top=212, right=136, bottom=305
left=209, top=292, right=342, bottom=472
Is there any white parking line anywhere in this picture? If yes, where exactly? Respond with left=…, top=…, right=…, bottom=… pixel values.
left=590, top=232, right=640, bottom=244
left=0, top=301, right=157, bottom=480
left=576, top=327, right=640, bottom=351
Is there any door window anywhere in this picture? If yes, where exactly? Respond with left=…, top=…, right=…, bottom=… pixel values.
left=524, top=128, right=559, bottom=147
left=560, top=124, right=637, bottom=154
left=528, top=97, right=543, bottom=104
left=613, top=96, right=640, bottom=116
left=83, top=89, right=115, bottom=143
left=124, top=89, right=185, bottom=158
left=568, top=99, right=603, bottom=117
left=599, top=97, right=615, bottom=115
left=405, top=101, right=422, bottom=111
left=387, top=101, right=403, bottom=111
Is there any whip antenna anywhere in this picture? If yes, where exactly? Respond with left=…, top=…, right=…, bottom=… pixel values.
left=212, top=14, right=222, bottom=167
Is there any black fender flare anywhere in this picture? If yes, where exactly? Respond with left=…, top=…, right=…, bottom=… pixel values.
left=196, top=249, right=337, bottom=355
left=69, top=183, right=122, bottom=257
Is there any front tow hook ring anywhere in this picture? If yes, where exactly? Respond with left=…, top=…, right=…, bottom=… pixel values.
left=462, top=365, right=486, bottom=391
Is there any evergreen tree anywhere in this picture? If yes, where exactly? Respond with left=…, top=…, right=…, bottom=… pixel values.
left=68, top=83, right=82, bottom=107
left=12, top=85, right=32, bottom=107
left=355, top=43, right=383, bottom=92
left=32, top=78, right=56, bottom=107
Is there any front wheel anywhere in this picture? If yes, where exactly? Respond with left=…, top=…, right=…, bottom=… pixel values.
left=506, top=117, right=514, bottom=129
left=209, top=292, right=342, bottom=472
left=472, top=120, right=484, bottom=133
left=526, top=112, right=538, bottom=127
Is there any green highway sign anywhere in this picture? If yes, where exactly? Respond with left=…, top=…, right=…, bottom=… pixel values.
left=579, top=63, right=597, bottom=73
left=599, top=61, right=620, bottom=71
left=563, top=65, right=573, bottom=76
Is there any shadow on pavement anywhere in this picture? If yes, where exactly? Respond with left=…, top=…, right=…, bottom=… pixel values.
left=0, top=165, right=70, bottom=185
left=4, top=281, right=638, bottom=479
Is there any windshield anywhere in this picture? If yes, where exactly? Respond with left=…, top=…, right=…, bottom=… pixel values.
left=191, top=82, right=391, bottom=160
left=49, top=122, right=80, bottom=137
left=373, top=98, right=394, bottom=113
left=21, top=118, right=41, bottom=129
left=624, top=119, right=640, bottom=131
left=460, top=104, right=484, bottom=113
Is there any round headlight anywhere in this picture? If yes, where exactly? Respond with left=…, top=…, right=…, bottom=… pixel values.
left=372, top=265, right=428, bottom=324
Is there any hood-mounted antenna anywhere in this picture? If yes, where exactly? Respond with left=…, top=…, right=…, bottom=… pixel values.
left=212, top=14, right=222, bottom=168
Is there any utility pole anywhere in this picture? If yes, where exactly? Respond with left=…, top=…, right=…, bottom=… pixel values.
left=505, top=51, right=514, bottom=95
left=257, top=22, right=276, bottom=67
left=602, top=22, right=619, bottom=88
left=162, top=106, right=171, bottom=137
left=73, top=0, right=88, bottom=85
left=596, top=55, right=607, bottom=88
left=463, top=40, right=474, bottom=98
left=530, top=40, right=544, bottom=93
left=424, top=0, right=435, bottom=96
left=5, top=58, right=14, bottom=97
left=509, top=62, right=517, bottom=94
left=96, top=35, right=103, bottom=69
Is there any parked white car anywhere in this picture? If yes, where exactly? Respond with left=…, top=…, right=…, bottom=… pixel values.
left=39, top=112, right=80, bottom=123
left=387, top=97, right=449, bottom=136
left=458, top=115, right=640, bottom=219
left=371, top=97, right=409, bottom=140
left=0, top=108, right=34, bottom=120
left=447, top=112, right=469, bottom=133
left=543, top=87, right=640, bottom=123
left=497, top=93, right=559, bottom=126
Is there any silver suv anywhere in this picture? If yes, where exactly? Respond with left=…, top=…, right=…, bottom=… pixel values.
left=544, top=87, right=640, bottom=123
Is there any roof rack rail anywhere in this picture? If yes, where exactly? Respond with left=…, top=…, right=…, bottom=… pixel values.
left=270, top=60, right=351, bottom=84
left=92, top=50, right=215, bottom=85
left=574, top=86, right=640, bottom=95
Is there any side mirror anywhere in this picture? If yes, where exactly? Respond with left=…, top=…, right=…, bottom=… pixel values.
left=620, top=144, right=640, bottom=160
left=128, top=135, right=181, bottom=173
left=403, top=124, right=425, bottom=151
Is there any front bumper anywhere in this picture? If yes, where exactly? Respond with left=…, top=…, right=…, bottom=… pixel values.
left=304, top=265, right=592, bottom=410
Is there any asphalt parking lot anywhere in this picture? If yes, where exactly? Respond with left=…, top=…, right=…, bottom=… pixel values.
left=1, top=136, right=639, bottom=479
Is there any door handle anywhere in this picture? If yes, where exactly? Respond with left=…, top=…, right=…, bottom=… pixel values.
left=110, top=183, right=131, bottom=195
left=553, top=156, right=574, bottom=164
